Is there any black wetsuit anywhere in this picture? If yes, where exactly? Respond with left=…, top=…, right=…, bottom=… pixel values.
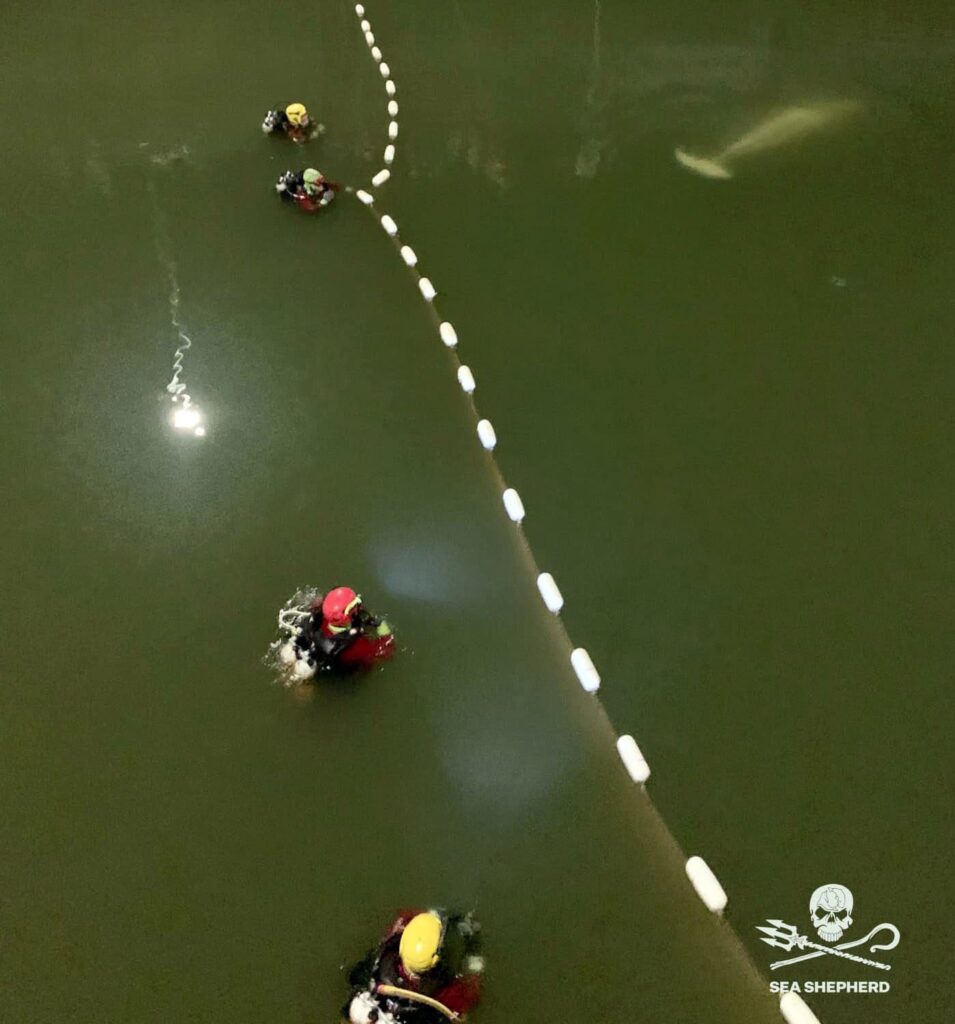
left=277, top=170, right=305, bottom=201
left=346, top=915, right=482, bottom=1023
left=294, top=607, right=384, bottom=668
left=266, top=108, right=317, bottom=142
left=265, top=108, right=291, bottom=134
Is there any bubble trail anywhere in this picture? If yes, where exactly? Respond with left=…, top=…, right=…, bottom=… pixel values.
left=148, top=178, right=205, bottom=435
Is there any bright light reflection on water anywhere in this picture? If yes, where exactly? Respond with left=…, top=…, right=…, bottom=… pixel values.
left=170, top=404, right=205, bottom=437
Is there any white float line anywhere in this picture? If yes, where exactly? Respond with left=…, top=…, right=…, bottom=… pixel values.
left=355, top=193, right=665, bottom=793
left=346, top=16, right=788, bottom=1016
left=356, top=194, right=775, bottom=1021
left=351, top=5, right=397, bottom=188
left=347, top=9, right=596, bottom=721
left=357, top=192, right=606, bottom=682
left=352, top=191, right=662, bottom=823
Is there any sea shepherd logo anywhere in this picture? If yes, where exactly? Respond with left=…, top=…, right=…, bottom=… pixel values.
left=758, top=884, right=901, bottom=995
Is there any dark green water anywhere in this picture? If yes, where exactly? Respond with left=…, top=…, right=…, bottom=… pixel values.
left=375, top=3, right=955, bottom=1022
left=1, top=2, right=952, bottom=1023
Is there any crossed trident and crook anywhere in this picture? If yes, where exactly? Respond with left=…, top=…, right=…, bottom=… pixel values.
left=758, top=921, right=901, bottom=971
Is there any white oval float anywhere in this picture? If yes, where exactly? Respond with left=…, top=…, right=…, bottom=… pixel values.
left=388, top=120, right=399, bottom=140
left=354, top=3, right=364, bottom=15
left=360, top=18, right=370, bottom=31
left=372, top=169, right=391, bottom=187
left=380, top=214, right=398, bottom=236
left=371, top=45, right=382, bottom=60
left=477, top=419, right=497, bottom=451
left=685, top=856, right=728, bottom=914
left=379, top=62, right=391, bottom=78
left=364, top=31, right=375, bottom=45
left=439, top=322, right=458, bottom=348
left=400, top=245, right=417, bottom=267
left=570, top=647, right=600, bottom=692
left=502, top=488, right=525, bottom=523
left=388, top=100, right=399, bottom=116
left=385, top=80, right=396, bottom=97
left=457, top=366, right=476, bottom=393
left=356, top=189, right=374, bottom=206
left=418, top=278, right=436, bottom=301
left=780, top=992, right=821, bottom=1024
left=616, top=735, right=651, bottom=784
left=536, top=573, right=564, bottom=613
left=384, top=144, right=395, bottom=165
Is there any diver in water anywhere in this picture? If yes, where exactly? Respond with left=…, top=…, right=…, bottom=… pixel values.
left=294, top=587, right=393, bottom=670
left=275, top=168, right=338, bottom=213
left=345, top=910, right=484, bottom=1024
left=261, top=102, right=323, bottom=143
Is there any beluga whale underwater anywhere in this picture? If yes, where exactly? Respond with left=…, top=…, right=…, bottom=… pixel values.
left=675, top=99, right=861, bottom=179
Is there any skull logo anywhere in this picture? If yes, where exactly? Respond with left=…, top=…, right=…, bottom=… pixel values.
left=809, top=883, right=854, bottom=942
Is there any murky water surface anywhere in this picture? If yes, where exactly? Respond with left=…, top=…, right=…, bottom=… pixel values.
left=1, top=2, right=952, bottom=1022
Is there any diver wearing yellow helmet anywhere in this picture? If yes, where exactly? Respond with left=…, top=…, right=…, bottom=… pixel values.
left=260, top=102, right=324, bottom=143
left=344, top=909, right=485, bottom=1023
left=398, top=911, right=444, bottom=974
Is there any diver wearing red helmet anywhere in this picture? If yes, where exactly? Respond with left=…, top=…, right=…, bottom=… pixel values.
left=294, top=587, right=393, bottom=671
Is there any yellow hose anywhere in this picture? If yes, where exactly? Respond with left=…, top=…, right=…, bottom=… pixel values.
left=375, top=984, right=459, bottom=1020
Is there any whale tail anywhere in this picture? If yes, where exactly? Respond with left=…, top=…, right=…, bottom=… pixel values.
left=674, top=149, right=733, bottom=180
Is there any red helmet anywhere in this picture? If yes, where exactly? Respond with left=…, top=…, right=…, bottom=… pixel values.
left=322, top=586, right=361, bottom=627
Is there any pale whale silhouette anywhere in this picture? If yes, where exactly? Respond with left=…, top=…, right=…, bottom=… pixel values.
left=675, top=100, right=861, bottom=179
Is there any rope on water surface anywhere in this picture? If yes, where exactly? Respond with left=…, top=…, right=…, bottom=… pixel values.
left=347, top=6, right=808, bottom=1021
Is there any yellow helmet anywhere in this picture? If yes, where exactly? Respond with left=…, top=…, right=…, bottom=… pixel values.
left=285, top=103, right=308, bottom=126
left=399, top=912, right=443, bottom=975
